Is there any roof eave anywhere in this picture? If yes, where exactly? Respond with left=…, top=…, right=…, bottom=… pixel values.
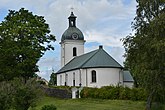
left=56, top=66, right=123, bottom=74
left=56, top=68, right=80, bottom=74
left=82, top=66, right=123, bottom=69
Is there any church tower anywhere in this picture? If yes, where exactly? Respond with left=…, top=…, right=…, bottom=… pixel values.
left=60, top=12, right=85, bottom=67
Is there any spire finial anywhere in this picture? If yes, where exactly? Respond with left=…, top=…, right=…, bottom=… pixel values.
left=70, top=7, right=74, bottom=13
left=68, top=7, right=77, bottom=27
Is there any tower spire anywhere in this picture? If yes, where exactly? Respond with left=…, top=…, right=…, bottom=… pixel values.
left=68, top=9, right=77, bottom=27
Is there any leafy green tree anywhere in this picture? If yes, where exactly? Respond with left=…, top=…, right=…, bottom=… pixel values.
left=49, top=72, right=57, bottom=85
left=0, top=8, right=56, bottom=81
left=122, top=0, right=165, bottom=110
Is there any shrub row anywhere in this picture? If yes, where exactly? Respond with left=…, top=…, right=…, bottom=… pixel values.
left=80, top=86, right=147, bottom=101
left=41, top=104, right=57, bottom=110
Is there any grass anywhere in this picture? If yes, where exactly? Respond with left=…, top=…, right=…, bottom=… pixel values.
left=33, top=96, right=146, bottom=110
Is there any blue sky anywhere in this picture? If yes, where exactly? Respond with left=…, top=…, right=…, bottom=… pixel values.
left=0, top=0, right=137, bottom=81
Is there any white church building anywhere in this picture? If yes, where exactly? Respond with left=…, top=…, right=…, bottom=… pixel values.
left=56, top=12, right=134, bottom=88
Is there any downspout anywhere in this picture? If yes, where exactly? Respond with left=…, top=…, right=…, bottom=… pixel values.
left=86, top=69, right=88, bottom=87
left=119, top=69, right=123, bottom=86
left=119, top=70, right=120, bottom=86
left=121, top=69, right=124, bottom=86
left=64, top=43, right=65, bottom=66
left=65, top=72, right=66, bottom=86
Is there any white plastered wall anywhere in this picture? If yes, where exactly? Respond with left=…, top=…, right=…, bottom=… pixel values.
left=57, top=69, right=81, bottom=86
left=57, top=68, right=123, bottom=88
left=60, top=40, right=85, bottom=67
left=85, top=68, right=123, bottom=88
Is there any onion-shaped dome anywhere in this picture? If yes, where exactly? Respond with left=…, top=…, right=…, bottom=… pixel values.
left=61, top=12, right=84, bottom=42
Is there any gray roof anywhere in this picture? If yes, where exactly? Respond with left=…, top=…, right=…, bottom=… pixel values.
left=61, top=27, right=84, bottom=41
left=57, top=46, right=123, bottom=74
left=123, top=71, right=134, bottom=82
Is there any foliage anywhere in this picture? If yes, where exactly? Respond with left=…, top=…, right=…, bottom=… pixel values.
left=41, top=104, right=57, bottom=110
left=37, top=80, right=46, bottom=85
left=49, top=73, right=57, bottom=85
left=80, top=86, right=147, bottom=101
left=119, top=87, right=131, bottom=100
left=0, top=78, right=42, bottom=110
left=0, top=8, right=56, bottom=81
left=122, top=0, right=165, bottom=109
left=0, top=81, right=15, bottom=110
left=12, top=78, right=42, bottom=110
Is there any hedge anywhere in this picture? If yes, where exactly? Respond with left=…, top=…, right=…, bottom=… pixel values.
left=80, top=86, right=147, bottom=101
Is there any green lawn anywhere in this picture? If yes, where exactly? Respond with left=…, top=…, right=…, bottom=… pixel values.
left=33, top=97, right=146, bottom=110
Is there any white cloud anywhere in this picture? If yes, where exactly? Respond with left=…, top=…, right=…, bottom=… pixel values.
left=0, top=0, right=137, bottom=81
left=105, top=46, right=125, bottom=66
left=85, top=29, right=123, bottom=47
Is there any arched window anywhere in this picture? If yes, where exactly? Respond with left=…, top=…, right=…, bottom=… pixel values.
left=91, top=70, right=96, bottom=83
left=73, top=73, right=75, bottom=86
left=60, top=75, right=62, bottom=85
left=73, top=47, right=77, bottom=56
left=65, top=74, right=68, bottom=86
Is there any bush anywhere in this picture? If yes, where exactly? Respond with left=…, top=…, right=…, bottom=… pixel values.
left=0, top=78, right=43, bottom=110
left=41, top=104, right=57, bottom=110
left=130, top=88, right=147, bottom=101
left=0, top=81, right=14, bottom=110
left=12, top=78, right=43, bottom=110
left=119, top=87, right=131, bottom=100
left=37, top=80, right=46, bottom=85
left=80, top=86, right=147, bottom=101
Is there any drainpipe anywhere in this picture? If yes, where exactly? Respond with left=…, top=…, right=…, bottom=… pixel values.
left=86, top=69, right=88, bottom=87
left=119, top=69, right=124, bottom=86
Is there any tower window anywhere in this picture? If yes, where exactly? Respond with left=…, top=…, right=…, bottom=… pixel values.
left=91, top=70, right=96, bottom=83
left=73, top=47, right=77, bottom=56
left=71, top=21, right=73, bottom=26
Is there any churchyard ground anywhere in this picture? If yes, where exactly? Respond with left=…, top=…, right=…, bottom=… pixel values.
left=33, top=96, right=146, bottom=110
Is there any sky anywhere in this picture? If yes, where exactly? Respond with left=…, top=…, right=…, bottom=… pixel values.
left=0, top=0, right=137, bottom=81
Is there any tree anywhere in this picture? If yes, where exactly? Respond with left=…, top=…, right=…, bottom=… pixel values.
left=49, top=72, right=57, bottom=85
left=0, top=8, right=56, bottom=81
left=122, top=0, right=165, bottom=110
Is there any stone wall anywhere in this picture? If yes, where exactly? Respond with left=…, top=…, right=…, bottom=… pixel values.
left=41, top=86, right=71, bottom=99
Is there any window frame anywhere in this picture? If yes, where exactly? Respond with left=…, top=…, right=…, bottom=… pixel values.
left=91, top=70, right=97, bottom=83
left=60, top=75, right=62, bottom=85
left=73, top=72, right=75, bottom=86
left=73, top=47, right=77, bottom=56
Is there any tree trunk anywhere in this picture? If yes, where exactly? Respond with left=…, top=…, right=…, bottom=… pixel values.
left=146, top=90, right=155, bottom=110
